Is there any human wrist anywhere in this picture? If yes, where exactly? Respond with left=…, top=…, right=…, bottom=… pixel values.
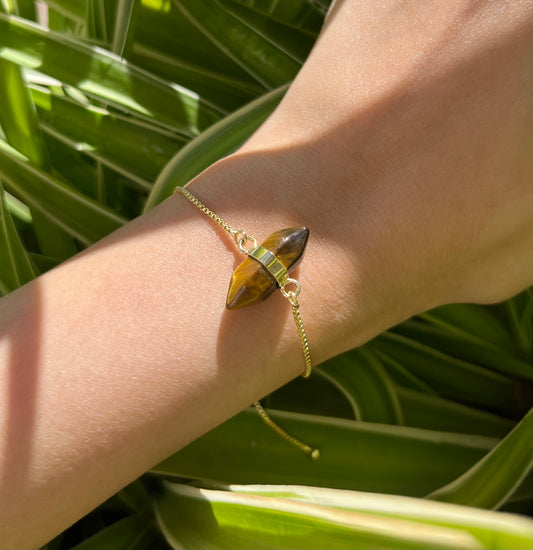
left=186, top=151, right=434, bottom=365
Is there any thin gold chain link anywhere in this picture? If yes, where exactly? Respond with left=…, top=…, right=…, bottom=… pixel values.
left=175, top=185, right=318, bottom=459
left=292, top=302, right=312, bottom=378
left=175, top=186, right=237, bottom=237
left=253, top=401, right=319, bottom=459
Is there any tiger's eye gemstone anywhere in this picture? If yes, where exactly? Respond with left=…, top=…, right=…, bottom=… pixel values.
left=226, top=227, right=309, bottom=310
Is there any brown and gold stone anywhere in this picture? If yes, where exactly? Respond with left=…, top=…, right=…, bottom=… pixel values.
left=226, top=227, right=309, bottom=310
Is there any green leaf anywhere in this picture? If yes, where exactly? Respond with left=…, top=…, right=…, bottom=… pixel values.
left=0, top=138, right=126, bottom=245
left=318, top=346, right=403, bottom=424
left=31, top=86, right=186, bottom=189
left=0, top=183, right=37, bottom=291
left=43, top=133, right=100, bottom=199
left=235, top=484, right=533, bottom=550
left=428, top=408, right=533, bottom=509
left=373, top=347, right=439, bottom=394
left=136, top=0, right=257, bottom=83
left=68, top=514, right=163, bottom=550
left=504, top=289, right=533, bottom=356
left=0, top=58, right=78, bottom=259
left=393, top=318, right=533, bottom=381
left=0, top=13, right=223, bottom=136
left=130, top=44, right=263, bottom=112
left=396, top=387, right=515, bottom=438
left=152, top=409, right=497, bottom=497
left=28, top=252, right=61, bottom=273
left=420, top=304, right=516, bottom=354
left=218, top=0, right=317, bottom=63
left=230, top=484, right=533, bottom=550
left=232, top=0, right=327, bottom=33
left=155, top=482, right=485, bottom=550
left=8, top=0, right=35, bottom=19
left=173, top=0, right=301, bottom=88
left=373, top=332, right=521, bottom=415
left=42, top=0, right=87, bottom=25
left=145, top=84, right=287, bottom=209
left=111, top=0, right=137, bottom=57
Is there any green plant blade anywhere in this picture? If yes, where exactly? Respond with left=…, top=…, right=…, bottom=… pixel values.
left=152, top=409, right=497, bottom=497
left=374, top=332, right=521, bottom=415
left=0, top=58, right=78, bottom=259
left=130, top=44, right=263, bottom=112
left=111, top=0, right=137, bottom=57
left=31, top=86, right=185, bottom=189
left=230, top=484, right=533, bottom=550
left=0, top=183, right=37, bottom=291
left=394, top=318, right=532, bottom=381
left=420, top=304, right=516, bottom=354
left=504, top=289, right=533, bottom=356
left=428, top=408, right=533, bottom=509
left=0, top=138, right=126, bottom=244
left=217, top=0, right=317, bottom=63
left=155, top=482, right=482, bottom=550
left=396, top=387, right=515, bottom=438
left=68, top=513, right=164, bottom=550
left=227, top=0, right=326, bottom=33
left=319, top=346, right=403, bottom=424
left=9, top=0, right=36, bottom=20
left=0, top=13, right=223, bottom=136
left=373, top=347, right=439, bottom=394
left=0, top=60, right=49, bottom=168
left=173, top=0, right=301, bottom=88
left=144, top=84, right=287, bottom=209
left=135, top=0, right=258, bottom=84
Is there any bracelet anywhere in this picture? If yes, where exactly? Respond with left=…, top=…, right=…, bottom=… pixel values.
left=175, top=186, right=319, bottom=460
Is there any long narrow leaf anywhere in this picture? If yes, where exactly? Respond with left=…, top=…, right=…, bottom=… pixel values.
left=31, top=86, right=185, bottom=188
left=393, top=318, right=533, bottom=381
left=230, top=484, right=533, bottom=550
left=0, top=14, right=223, bottom=136
left=218, top=0, right=317, bottom=63
left=152, top=409, right=497, bottom=497
left=111, top=0, right=137, bottom=57
left=155, top=482, right=482, bottom=550
left=174, top=0, right=301, bottom=88
left=0, top=138, right=126, bottom=244
left=420, top=304, right=516, bottom=354
left=131, top=44, right=263, bottom=112
left=428, top=408, right=533, bottom=509
left=0, top=58, right=77, bottom=259
left=145, top=84, right=287, bottom=209
left=319, top=346, right=403, bottom=424
left=374, top=332, right=520, bottom=414
left=69, top=513, right=164, bottom=550
left=0, top=183, right=37, bottom=291
left=396, top=387, right=515, bottom=438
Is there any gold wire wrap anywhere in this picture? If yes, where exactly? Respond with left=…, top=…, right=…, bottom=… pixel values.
left=174, top=186, right=318, bottom=459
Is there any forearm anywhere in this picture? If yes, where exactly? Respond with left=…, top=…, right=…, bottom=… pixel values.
left=0, top=152, right=408, bottom=547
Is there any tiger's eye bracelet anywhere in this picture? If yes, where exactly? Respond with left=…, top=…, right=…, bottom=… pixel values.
left=175, top=186, right=319, bottom=460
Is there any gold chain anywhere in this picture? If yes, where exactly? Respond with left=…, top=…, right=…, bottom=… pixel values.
left=174, top=185, right=318, bottom=459
left=291, top=302, right=312, bottom=378
left=176, top=186, right=237, bottom=236
left=253, top=401, right=319, bottom=459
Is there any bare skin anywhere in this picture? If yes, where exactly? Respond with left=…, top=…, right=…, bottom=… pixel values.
left=0, top=0, right=531, bottom=547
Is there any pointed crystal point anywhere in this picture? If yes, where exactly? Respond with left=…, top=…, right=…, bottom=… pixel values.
left=226, top=227, right=309, bottom=310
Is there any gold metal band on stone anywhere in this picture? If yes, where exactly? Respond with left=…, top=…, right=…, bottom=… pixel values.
left=248, top=245, right=288, bottom=286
